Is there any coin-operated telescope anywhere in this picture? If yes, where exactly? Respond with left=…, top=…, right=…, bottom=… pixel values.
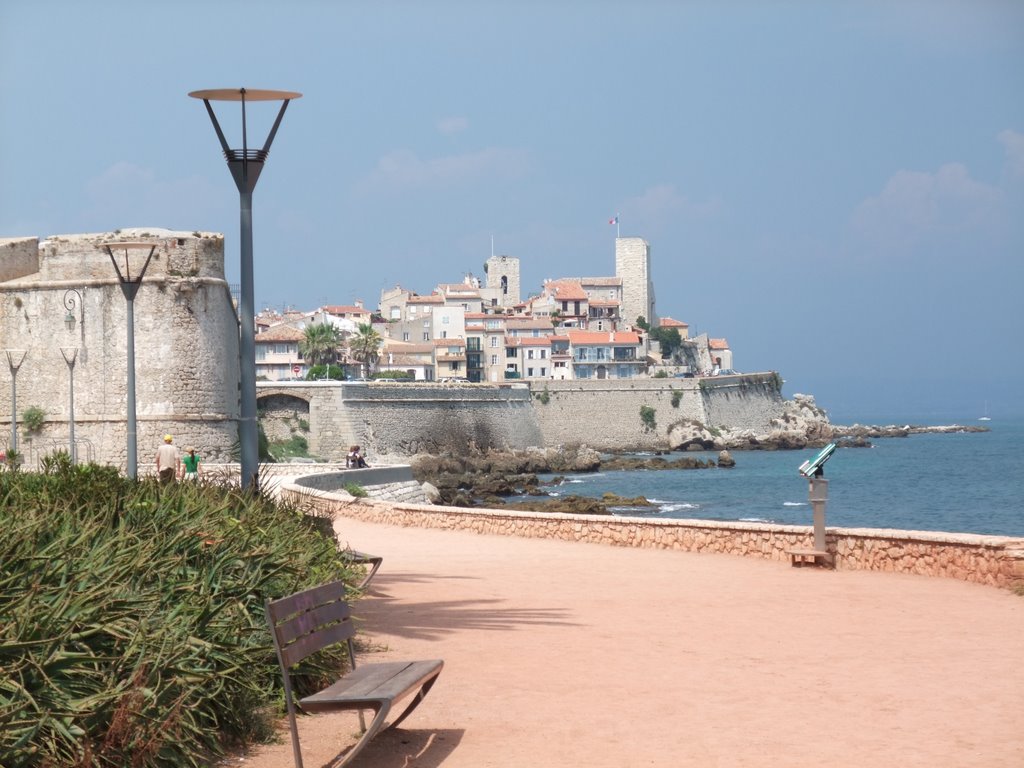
left=792, top=443, right=838, bottom=567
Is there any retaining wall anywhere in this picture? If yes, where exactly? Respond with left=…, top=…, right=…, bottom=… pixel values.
left=281, top=484, right=1024, bottom=590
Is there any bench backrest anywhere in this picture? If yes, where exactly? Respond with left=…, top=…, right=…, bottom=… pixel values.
left=266, top=580, right=358, bottom=670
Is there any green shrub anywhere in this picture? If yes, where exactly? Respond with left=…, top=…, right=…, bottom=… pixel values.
left=0, top=465, right=361, bottom=767
left=640, top=405, right=656, bottom=431
left=297, top=418, right=310, bottom=432
left=653, top=369, right=668, bottom=378
left=344, top=482, right=368, bottom=498
left=671, top=389, right=683, bottom=408
left=536, top=386, right=551, bottom=405
left=22, top=405, right=45, bottom=433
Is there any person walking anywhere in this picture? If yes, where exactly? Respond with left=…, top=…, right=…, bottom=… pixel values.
left=181, top=446, right=201, bottom=481
left=155, top=434, right=180, bottom=485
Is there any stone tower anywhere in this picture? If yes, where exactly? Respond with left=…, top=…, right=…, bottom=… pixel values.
left=615, top=237, right=656, bottom=330
left=0, top=228, right=240, bottom=468
left=485, top=254, right=520, bottom=307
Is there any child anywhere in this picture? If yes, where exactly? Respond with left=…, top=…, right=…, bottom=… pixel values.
left=181, top=446, right=201, bottom=480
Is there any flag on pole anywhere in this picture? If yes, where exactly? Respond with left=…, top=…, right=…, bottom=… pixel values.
left=609, top=215, right=618, bottom=225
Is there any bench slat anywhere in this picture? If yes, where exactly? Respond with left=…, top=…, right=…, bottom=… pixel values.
left=274, top=599, right=352, bottom=647
left=268, top=579, right=347, bottom=622
left=280, top=619, right=353, bottom=669
left=300, top=660, right=444, bottom=712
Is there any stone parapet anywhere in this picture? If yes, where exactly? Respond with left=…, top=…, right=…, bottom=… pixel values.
left=280, top=484, right=1024, bottom=590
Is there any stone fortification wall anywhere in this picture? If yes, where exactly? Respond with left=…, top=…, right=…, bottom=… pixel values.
left=530, top=374, right=785, bottom=451
left=698, top=374, right=787, bottom=431
left=0, top=229, right=239, bottom=467
left=340, top=382, right=542, bottom=460
left=0, top=238, right=40, bottom=283
left=254, top=375, right=789, bottom=460
left=282, top=487, right=1024, bottom=590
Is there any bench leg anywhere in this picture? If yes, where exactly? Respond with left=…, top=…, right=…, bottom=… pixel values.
left=386, top=673, right=441, bottom=731
left=333, top=702, right=392, bottom=768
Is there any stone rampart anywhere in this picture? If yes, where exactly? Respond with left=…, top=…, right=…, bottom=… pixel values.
left=254, top=376, right=788, bottom=460
left=282, top=486, right=1024, bottom=590
left=531, top=374, right=784, bottom=450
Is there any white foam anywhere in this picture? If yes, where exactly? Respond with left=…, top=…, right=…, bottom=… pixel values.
left=783, top=501, right=807, bottom=507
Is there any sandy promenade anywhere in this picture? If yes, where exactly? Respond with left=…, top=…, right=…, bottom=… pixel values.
left=232, top=515, right=1024, bottom=768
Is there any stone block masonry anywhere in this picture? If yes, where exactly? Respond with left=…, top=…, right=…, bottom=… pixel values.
left=532, top=374, right=785, bottom=451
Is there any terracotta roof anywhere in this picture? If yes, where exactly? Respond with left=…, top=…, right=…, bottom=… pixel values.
left=576, top=277, right=622, bottom=287
left=544, top=280, right=588, bottom=301
left=709, top=338, right=730, bottom=350
left=407, top=295, right=445, bottom=304
left=255, top=325, right=305, bottom=342
left=322, top=305, right=370, bottom=315
left=517, top=337, right=553, bottom=347
left=432, top=338, right=466, bottom=348
left=566, top=330, right=641, bottom=345
left=588, top=299, right=620, bottom=307
left=506, top=317, right=553, bottom=329
left=659, top=317, right=689, bottom=328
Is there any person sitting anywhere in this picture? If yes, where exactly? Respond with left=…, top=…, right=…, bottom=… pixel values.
left=347, top=445, right=369, bottom=468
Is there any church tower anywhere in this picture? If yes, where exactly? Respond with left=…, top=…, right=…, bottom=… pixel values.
left=615, top=237, right=655, bottom=330
left=485, top=254, right=520, bottom=308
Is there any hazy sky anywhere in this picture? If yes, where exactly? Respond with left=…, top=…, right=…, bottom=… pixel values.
left=2, top=1, right=1022, bottom=421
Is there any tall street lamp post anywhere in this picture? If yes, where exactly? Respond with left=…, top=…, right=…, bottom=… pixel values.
left=188, top=87, right=301, bottom=491
left=102, top=242, right=156, bottom=479
left=62, top=289, right=84, bottom=464
left=4, top=350, right=26, bottom=454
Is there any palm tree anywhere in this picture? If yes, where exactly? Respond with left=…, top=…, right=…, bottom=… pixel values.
left=349, top=323, right=382, bottom=378
left=299, top=323, right=341, bottom=368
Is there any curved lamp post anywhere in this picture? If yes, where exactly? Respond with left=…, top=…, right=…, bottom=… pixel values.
left=4, top=350, right=26, bottom=453
left=59, top=347, right=79, bottom=463
left=188, top=87, right=301, bottom=490
left=62, top=289, right=84, bottom=463
left=102, top=242, right=156, bottom=479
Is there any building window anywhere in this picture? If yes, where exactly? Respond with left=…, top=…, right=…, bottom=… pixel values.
left=255, top=347, right=267, bottom=361
left=423, top=332, right=430, bottom=341
left=540, top=349, right=547, bottom=359
left=490, top=354, right=498, bottom=365
left=441, top=330, right=448, bottom=339
left=527, top=367, right=534, bottom=377
left=402, top=332, right=410, bottom=341
left=490, top=336, right=498, bottom=348
left=540, top=367, right=547, bottom=377
left=527, top=349, right=534, bottom=359
left=442, top=316, right=450, bottom=325
left=506, top=348, right=517, bottom=358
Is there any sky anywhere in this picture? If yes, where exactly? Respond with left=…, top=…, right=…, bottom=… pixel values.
left=2, top=0, right=1022, bottom=422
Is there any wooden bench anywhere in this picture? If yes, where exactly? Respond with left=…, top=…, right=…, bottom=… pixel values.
left=266, top=580, right=444, bottom=768
left=342, top=549, right=383, bottom=590
left=787, top=548, right=833, bottom=568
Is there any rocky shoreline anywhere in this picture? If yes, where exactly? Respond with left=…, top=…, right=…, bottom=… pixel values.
left=408, top=393, right=989, bottom=512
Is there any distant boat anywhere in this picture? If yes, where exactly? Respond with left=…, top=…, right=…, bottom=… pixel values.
left=979, top=402, right=991, bottom=422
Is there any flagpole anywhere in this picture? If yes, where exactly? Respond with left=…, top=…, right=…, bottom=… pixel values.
left=617, top=214, right=620, bottom=238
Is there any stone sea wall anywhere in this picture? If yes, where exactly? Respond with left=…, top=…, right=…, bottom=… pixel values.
left=257, top=374, right=790, bottom=462
left=530, top=374, right=785, bottom=450
left=281, top=485, right=1024, bottom=590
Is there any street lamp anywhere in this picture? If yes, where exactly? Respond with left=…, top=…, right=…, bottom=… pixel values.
left=4, top=350, right=26, bottom=454
left=60, top=347, right=78, bottom=463
left=189, top=87, right=301, bottom=490
left=61, top=289, right=84, bottom=463
left=102, top=242, right=156, bottom=479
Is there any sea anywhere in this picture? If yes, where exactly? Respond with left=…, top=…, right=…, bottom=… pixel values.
left=520, top=415, right=1024, bottom=538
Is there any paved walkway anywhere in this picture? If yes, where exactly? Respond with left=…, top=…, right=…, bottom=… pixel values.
left=235, top=513, right=1024, bottom=768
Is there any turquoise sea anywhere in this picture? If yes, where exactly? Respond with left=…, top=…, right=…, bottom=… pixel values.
left=529, top=416, right=1024, bottom=537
